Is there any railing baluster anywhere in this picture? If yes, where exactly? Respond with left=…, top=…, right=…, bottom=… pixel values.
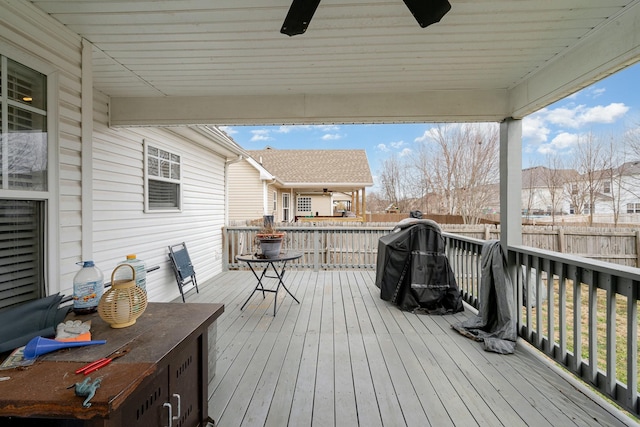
left=604, top=273, right=616, bottom=396
left=587, top=270, right=597, bottom=384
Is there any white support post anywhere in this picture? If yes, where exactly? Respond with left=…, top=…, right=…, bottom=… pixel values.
left=500, top=118, right=522, bottom=248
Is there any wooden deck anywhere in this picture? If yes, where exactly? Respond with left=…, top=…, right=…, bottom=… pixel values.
left=183, top=270, right=636, bottom=426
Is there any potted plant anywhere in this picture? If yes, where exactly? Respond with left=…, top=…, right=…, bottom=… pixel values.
left=255, top=221, right=285, bottom=259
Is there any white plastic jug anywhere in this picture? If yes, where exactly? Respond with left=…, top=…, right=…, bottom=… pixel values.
left=116, top=254, right=146, bottom=292
left=72, top=261, right=104, bottom=314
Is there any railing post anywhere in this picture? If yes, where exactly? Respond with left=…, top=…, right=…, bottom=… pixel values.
left=313, top=229, right=320, bottom=272
left=222, top=227, right=229, bottom=271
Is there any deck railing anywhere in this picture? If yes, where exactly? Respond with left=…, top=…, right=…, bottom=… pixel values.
left=224, top=224, right=639, bottom=415
left=446, top=233, right=640, bottom=417
left=224, top=225, right=392, bottom=270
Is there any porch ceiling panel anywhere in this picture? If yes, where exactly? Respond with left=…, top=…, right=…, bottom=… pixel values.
left=29, top=0, right=640, bottom=125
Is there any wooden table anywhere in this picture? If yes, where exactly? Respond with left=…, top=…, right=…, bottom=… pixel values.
left=0, top=302, right=224, bottom=426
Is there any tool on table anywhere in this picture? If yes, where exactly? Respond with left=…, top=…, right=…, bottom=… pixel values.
left=68, top=376, right=102, bottom=407
left=23, top=336, right=107, bottom=360
left=75, top=346, right=130, bottom=375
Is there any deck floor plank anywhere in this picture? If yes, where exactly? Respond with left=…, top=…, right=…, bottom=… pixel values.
left=182, top=270, right=634, bottom=427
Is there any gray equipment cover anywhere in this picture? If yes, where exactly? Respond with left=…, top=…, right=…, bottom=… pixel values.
left=0, top=293, right=70, bottom=353
left=375, top=219, right=463, bottom=314
left=452, top=240, right=517, bottom=354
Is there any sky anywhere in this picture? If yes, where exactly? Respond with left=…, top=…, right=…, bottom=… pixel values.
left=220, top=62, right=640, bottom=192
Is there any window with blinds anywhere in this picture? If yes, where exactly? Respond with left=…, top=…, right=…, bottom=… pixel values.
left=0, top=200, right=44, bottom=310
left=145, top=142, right=182, bottom=211
left=0, top=57, right=48, bottom=311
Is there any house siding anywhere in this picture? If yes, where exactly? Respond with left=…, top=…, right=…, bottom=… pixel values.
left=0, top=0, right=84, bottom=297
left=228, top=159, right=265, bottom=222
left=92, top=91, right=226, bottom=302
left=1, top=1, right=233, bottom=304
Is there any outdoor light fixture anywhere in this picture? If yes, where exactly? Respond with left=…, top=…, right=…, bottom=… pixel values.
left=280, top=0, right=321, bottom=36
left=280, top=0, right=451, bottom=36
left=402, top=0, right=451, bottom=28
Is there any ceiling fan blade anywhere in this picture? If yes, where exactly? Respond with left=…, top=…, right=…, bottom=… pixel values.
left=402, top=0, right=451, bottom=28
left=281, top=0, right=322, bottom=37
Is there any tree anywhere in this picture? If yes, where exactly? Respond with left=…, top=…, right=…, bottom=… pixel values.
left=540, top=155, right=569, bottom=225
left=378, top=154, right=414, bottom=212
left=414, top=123, right=499, bottom=223
left=569, top=132, right=610, bottom=225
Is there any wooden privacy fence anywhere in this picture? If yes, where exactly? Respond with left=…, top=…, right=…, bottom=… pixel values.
left=224, top=224, right=640, bottom=269
left=446, top=224, right=640, bottom=268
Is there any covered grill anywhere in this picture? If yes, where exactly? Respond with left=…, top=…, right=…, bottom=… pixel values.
left=375, top=219, right=463, bottom=314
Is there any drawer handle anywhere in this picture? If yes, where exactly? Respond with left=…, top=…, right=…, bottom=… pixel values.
left=172, top=393, right=181, bottom=421
left=163, top=402, right=173, bottom=427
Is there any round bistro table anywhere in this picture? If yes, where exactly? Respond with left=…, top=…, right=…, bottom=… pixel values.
left=235, top=251, right=302, bottom=316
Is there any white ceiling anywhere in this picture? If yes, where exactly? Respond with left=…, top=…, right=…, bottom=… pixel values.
left=30, top=0, right=640, bottom=126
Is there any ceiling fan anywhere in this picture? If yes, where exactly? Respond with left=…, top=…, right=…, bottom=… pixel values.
left=281, top=0, right=452, bottom=37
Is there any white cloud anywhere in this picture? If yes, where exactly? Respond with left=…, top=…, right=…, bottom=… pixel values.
left=399, top=148, right=412, bottom=157
left=276, top=126, right=293, bottom=133
left=390, top=140, right=405, bottom=149
left=218, top=125, right=237, bottom=135
left=580, top=103, right=628, bottom=124
left=377, top=143, right=389, bottom=151
left=414, top=128, right=438, bottom=143
left=250, top=129, right=272, bottom=142
left=542, top=103, right=629, bottom=128
left=322, top=133, right=342, bottom=140
left=537, top=132, right=580, bottom=155
left=523, top=112, right=551, bottom=144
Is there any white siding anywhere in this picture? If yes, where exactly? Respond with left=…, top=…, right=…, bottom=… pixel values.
left=1, top=1, right=242, bottom=304
left=0, top=0, right=84, bottom=296
left=92, top=91, right=226, bottom=302
left=228, top=159, right=265, bottom=222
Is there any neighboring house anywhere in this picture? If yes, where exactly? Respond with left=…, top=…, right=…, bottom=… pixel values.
left=0, top=5, right=246, bottom=309
left=562, top=161, right=640, bottom=219
left=520, top=162, right=640, bottom=222
left=521, top=166, right=577, bottom=215
left=228, top=148, right=374, bottom=222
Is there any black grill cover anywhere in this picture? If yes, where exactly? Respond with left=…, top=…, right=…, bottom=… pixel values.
left=375, top=219, right=463, bottom=314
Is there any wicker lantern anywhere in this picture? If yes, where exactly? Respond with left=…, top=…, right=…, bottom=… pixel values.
left=98, top=264, right=147, bottom=328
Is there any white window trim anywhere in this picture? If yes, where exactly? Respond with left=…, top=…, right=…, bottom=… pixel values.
left=273, top=190, right=277, bottom=213
left=144, top=139, right=183, bottom=213
left=0, top=52, right=59, bottom=297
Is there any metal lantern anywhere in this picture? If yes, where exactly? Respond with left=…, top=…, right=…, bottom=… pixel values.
left=98, top=264, right=147, bottom=328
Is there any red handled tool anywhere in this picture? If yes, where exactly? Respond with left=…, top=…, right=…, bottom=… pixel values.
left=75, top=347, right=130, bottom=375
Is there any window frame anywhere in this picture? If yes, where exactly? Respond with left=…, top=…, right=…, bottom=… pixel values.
left=0, top=52, right=56, bottom=309
left=144, top=139, right=183, bottom=213
left=282, top=193, right=290, bottom=222
left=273, top=190, right=277, bottom=213
left=627, top=203, right=640, bottom=214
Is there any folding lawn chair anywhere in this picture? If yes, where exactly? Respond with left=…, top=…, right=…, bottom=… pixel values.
left=168, top=242, right=199, bottom=302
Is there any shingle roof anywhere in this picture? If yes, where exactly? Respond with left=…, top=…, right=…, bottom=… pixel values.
left=248, top=148, right=373, bottom=186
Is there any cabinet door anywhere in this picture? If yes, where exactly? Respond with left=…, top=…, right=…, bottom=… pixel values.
left=169, top=337, right=203, bottom=427
left=116, top=364, right=170, bottom=427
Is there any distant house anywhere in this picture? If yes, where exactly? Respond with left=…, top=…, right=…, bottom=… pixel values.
left=228, top=148, right=374, bottom=222
left=562, top=161, right=640, bottom=218
left=519, top=162, right=640, bottom=223
left=521, top=166, right=577, bottom=215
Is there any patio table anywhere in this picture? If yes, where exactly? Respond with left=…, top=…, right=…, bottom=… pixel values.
left=236, top=251, right=302, bottom=316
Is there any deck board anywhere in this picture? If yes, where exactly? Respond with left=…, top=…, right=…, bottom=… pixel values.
left=181, top=270, right=635, bottom=427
